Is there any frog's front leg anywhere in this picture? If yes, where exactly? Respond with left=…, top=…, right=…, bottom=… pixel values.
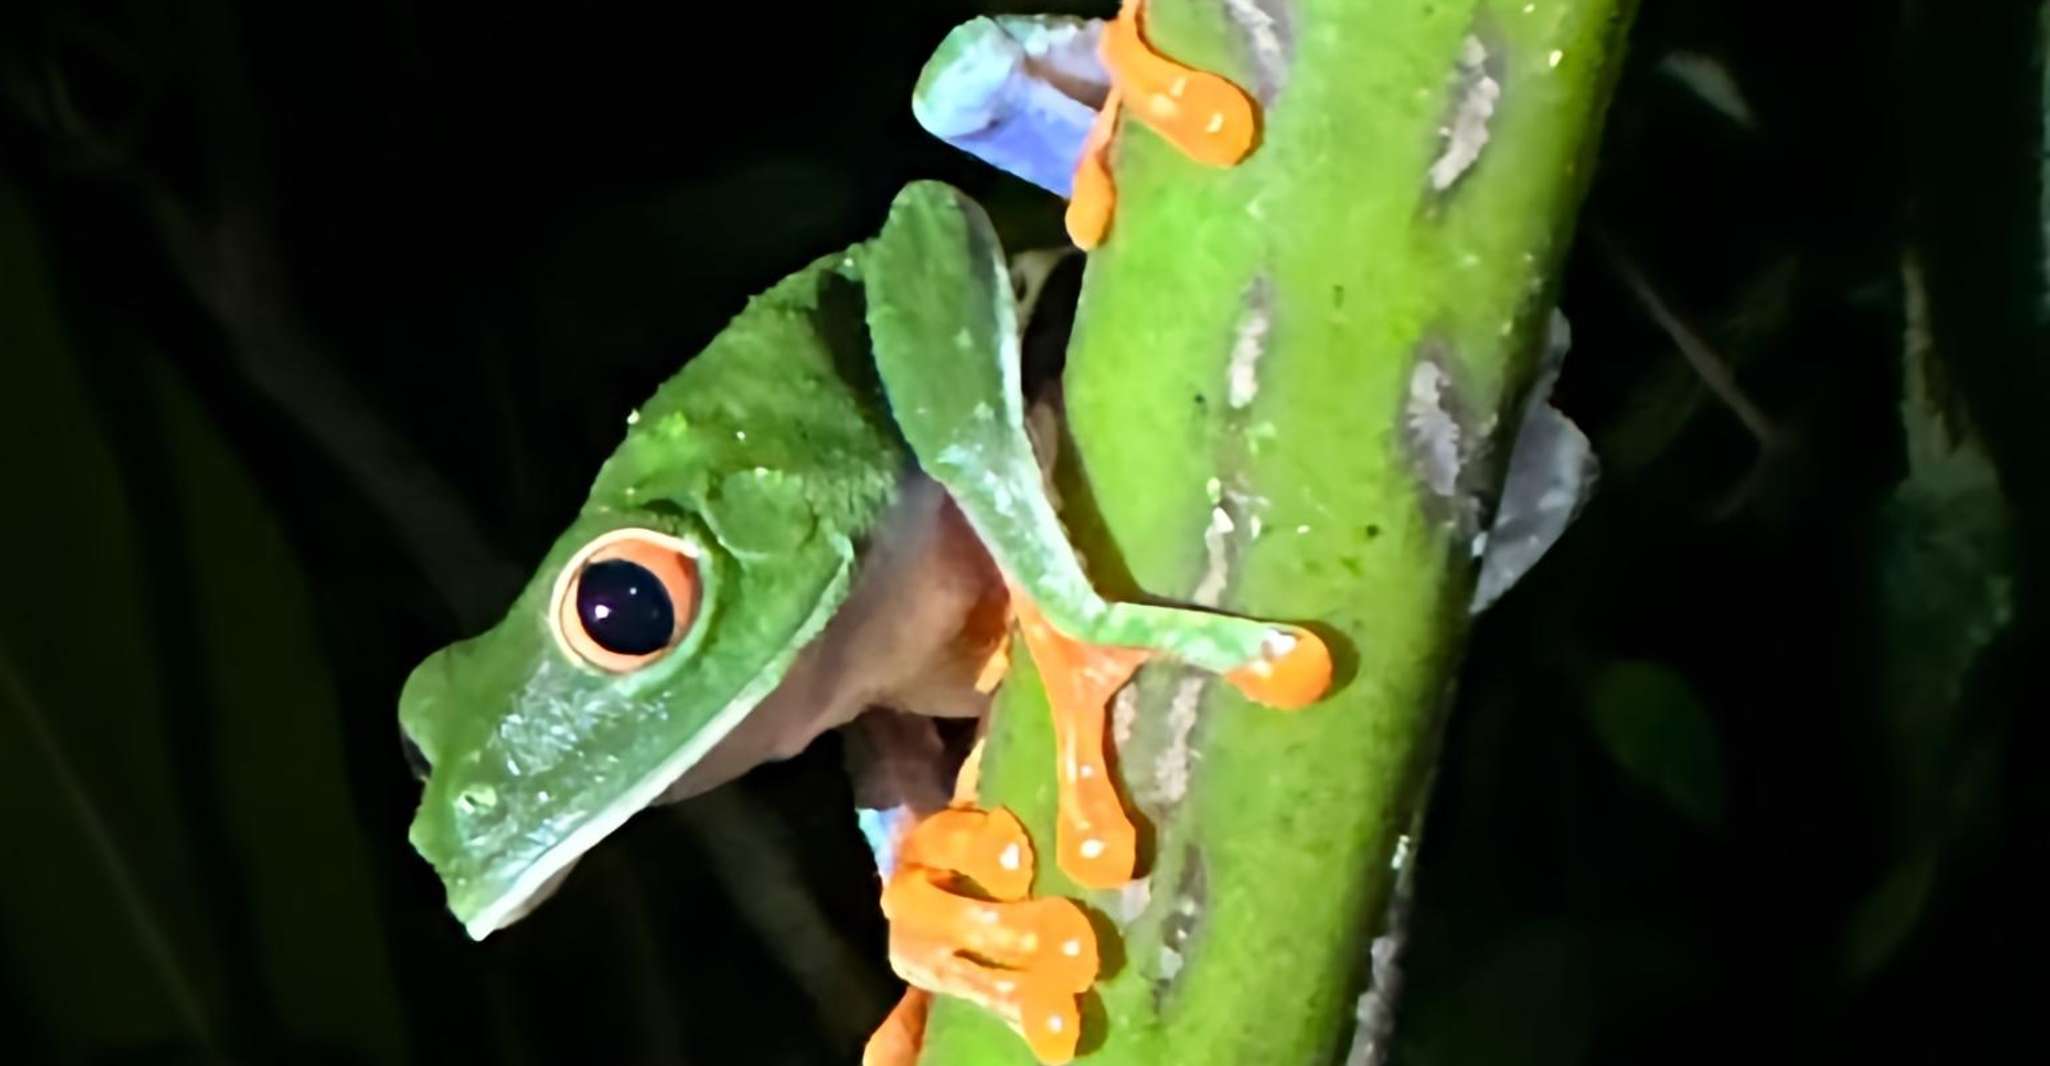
left=866, top=183, right=1332, bottom=896
left=912, top=1, right=1261, bottom=250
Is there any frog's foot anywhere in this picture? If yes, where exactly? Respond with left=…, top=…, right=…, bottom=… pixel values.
left=1220, top=624, right=1334, bottom=710
left=1013, top=590, right=1332, bottom=886
left=1011, top=595, right=1149, bottom=889
left=872, top=807, right=1100, bottom=1065
left=1066, top=0, right=1262, bottom=248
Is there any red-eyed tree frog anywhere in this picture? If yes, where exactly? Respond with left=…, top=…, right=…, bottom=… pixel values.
left=403, top=3, right=1594, bottom=1063
left=401, top=175, right=1329, bottom=1066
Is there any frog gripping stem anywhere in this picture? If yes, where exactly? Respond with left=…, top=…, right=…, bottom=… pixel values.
left=1010, top=596, right=1148, bottom=889
left=869, top=807, right=1100, bottom=1065
left=1067, top=0, right=1259, bottom=248
left=914, top=0, right=1640, bottom=1062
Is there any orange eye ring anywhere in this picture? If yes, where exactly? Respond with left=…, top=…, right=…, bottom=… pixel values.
left=548, top=528, right=701, bottom=673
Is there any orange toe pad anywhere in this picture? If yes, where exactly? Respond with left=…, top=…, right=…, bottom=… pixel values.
left=1224, top=626, right=1333, bottom=709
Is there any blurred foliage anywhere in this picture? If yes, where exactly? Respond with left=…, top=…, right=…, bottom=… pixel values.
left=0, top=1, right=2041, bottom=1065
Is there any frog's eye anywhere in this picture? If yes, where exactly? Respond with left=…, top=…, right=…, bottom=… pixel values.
left=549, top=528, right=701, bottom=673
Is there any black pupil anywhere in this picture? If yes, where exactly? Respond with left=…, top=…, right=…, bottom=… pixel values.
left=576, top=559, right=675, bottom=656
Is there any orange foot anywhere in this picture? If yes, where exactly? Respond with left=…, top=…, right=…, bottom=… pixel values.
left=1067, top=0, right=1262, bottom=248
left=1012, top=594, right=1332, bottom=889
left=867, top=807, right=1100, bottom=1066
left=1011, top=596, right=1148, bottom=889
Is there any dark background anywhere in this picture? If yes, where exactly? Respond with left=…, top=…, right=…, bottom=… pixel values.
left=1, top=2, right=2040, bottom=1063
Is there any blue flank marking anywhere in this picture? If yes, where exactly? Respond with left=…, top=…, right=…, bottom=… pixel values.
left=858, top=805, right=918, bottom=877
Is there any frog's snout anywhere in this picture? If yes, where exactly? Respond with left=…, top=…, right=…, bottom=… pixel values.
left=397, top=652, right=451, bottom=777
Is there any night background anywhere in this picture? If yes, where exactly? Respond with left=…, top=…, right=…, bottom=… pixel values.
left=1, top=2, right=2041, bottom=1064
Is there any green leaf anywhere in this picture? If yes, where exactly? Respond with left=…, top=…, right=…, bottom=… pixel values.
left=1880, top=258, right=2016, bottom=814
left=1838, top=848, right=1938, bottom=984
left=1583, top=661, right=1726, bottom=828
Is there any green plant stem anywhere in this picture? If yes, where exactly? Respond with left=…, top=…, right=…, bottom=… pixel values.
left=916, top=1, right=1637, bottom=1062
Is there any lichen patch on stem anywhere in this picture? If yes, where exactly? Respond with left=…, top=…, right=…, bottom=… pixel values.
left=1221, top=0, right=1295, bottom=103
left=1225, top=275, right=1274, bottom=412
left=1400, top=341, right=1495, bottom=539
left=1151, top=848, right=1209, bottom=1009
left=1428, top=34, right=1501, bottom=194
left=1406, top=360, right=1466, bottom=498
left=1153, top=675, right=1210, bottom=804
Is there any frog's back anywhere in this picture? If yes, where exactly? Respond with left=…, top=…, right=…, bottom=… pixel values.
left=587, top=246, right=910, bottom=546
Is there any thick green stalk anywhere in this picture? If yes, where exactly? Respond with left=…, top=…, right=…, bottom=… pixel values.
left=918, top=2, right=1634, bottom=1063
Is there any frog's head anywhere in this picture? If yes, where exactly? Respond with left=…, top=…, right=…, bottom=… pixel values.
left=400, top=384, right=867, bottom=939
left=399, top=511, right=709, bottom=937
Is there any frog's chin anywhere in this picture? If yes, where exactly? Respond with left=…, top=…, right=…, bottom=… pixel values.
left=456, top=691, right=769, bottom=940
left=455, top=728, right=736, bottom=940
left=465, top=862, right=579, bottom=938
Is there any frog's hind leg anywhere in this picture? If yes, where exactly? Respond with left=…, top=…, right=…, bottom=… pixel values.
left=1067, top=0, right=1261, bottom=248
left=865, top=806, right=1098, bottom=1066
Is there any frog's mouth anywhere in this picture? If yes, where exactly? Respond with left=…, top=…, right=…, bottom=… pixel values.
left=441, top=683, right=774, bottom=940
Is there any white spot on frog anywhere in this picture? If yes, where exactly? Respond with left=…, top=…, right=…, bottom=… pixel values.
left=999, top=842, right=1023, bottom=871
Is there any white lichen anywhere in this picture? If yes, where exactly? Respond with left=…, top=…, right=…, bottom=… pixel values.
left=1154, top=675, right=1208, bottom=804
left=1191, top=505, right=1237, bottom=607
left=1222, top=0, right=1291, bottom=97
left=1406, top=361, right=1465, bottom=498
left=1116, top=875, right=1154, bottom=923
left=1343, top=830, right=1422, bottom=1066
left=1227, top=309, right=1270, bottom=410
left=1111, top=684, right=1140, bottom=747
left=1428, top=35, right=1501, bottom=192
